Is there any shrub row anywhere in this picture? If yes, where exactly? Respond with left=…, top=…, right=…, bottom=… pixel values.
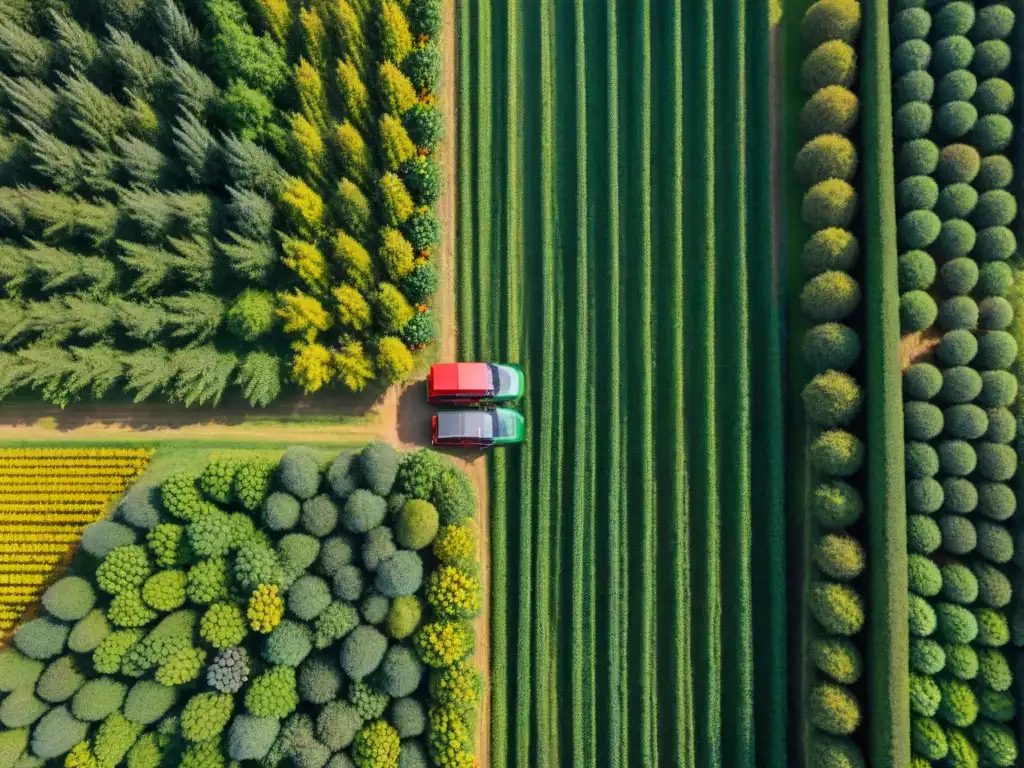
left=798, top=2, right=870, bottom=764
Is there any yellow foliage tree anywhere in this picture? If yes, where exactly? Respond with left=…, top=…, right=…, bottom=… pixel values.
left=333, top=121, right=373, bottom=188
left=335, top=0, right=369, bottom=73
left=255, top=0, right=291, bottom=44
left=295, top=59, right=327, bottom=128
left=379, top=227, right=415, bottom=281
left=379, top=61, right=417, bottom=115
left=300, top=8, right=327, bottom=73
left=276, top=291, right=332, bottom=341
left=290, top=341, right=334, bottom=394
left=335, top=340, right=375, bottom=392
left=337, top=57, right=369, bottom=130
left=289, top=113, right=326, bottom=182
left=379, top=1, right=413, bottom=64
left=279, top=177, right=325, bottom=238
left=379, top=172, right=415, bottom=225
left=376, top=336, right=414, bottom=385
left=333, top=284, right=371, bottom=331
left=375, top=282, right=414, bottom=332
left=281, top=236, right=329, bottom=294
left=334, top=230, right=374, bottom=291
left=380, top=114, right=416, bottom=170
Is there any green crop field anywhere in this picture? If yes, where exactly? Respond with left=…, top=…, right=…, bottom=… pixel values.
left=457, top=0, right=787, bottom=764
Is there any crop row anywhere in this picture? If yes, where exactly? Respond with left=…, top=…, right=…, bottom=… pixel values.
left=0, top=0, right=444, bottom=407
left=890, top=1, right=1020, bottom=766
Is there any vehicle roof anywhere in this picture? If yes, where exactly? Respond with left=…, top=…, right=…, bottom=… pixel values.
left=436, top=410, right=495, bottom=440
left=431, top=363, right=492, bottom=395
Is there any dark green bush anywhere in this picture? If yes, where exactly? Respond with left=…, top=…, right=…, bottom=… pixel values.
left=976, top=520, right=1013, bottom=564
left=971, top=717, right=1017, bottom=766
left=979, top=297, right=1014, bottom=331
left=971, top=5, right=1015, bottom=41
left=977, top=262, right=1013, bottom=296
left=892, top=7, right=931, bottom=42
left=361, top=527, right=397, bottom=573
left=906, top=441, right=940, bottom=478
left=802, top=180, right=858, bottom=230
left=802, top=371, right=863, bottom=428
left=339, top=625, right=387, bottom=682
left=325, top=452, right=360, bottom=501
left=974, top=77, right=1014, bottom=116
left=898, top=250, right=936, bottom=291
left=978, top=688, right=1015, bottom=723
left=936, top=219, right=976, bottom=259
left=226, top=714, right=280, bottom=761
left=935, top=100, right=976, bottom=138
left=287, top=575, right=332, bottom=621
left=800, top=85, right=860, bottom=136
left=803, top=323, right=861, bottom=372
left=936, top=143, right=980, bottom=183
left=940, top=259, right=979, bottom=297
left=30, top=706, right=88, bottom=759
left=796, top=134, right=858, bottom=185
left=801, top=0, right=862, bottom=47
left=897, top=176, right=939, bottom=213
left=36, top=655, right=84, bottom=703
left=936, top=182, right=978, bottom=219
left=971, top=114, right=1014, bottom=154
left=801, top=271, right=862, bottom=322
left=405, top=41, right=442, bottom=91
left=975, top=606, right=1010, bottom=647
left=810, top=481, right=863, bottom=527
left=361, top=593, right=390, bottom=625
left=375, top=551, right=425, bottom=597
left=389, top=697, right=426, bottom=739
left=263, top=620, right=313, bottom=667
left=940, top=477, right=977, bottom=514
left=803, top=228, right=859, bottom=275
left=973, top=40, right=1011, bottom=78
left=944, top=643, right=978, bottom=680
left=933, top=36, right=974, bottom=74
left=936, top=329, right=978, bottom=367
left=909, top=592, right=937, bottom=636
left=892, top=40, right=931, bottom=76
left=904, top=401, right=943, bottom=440
left=41, top=577, right=95, bottom=622
left=943, top=404, right=987, bottom=440
left=908, top=514, right=941, bottom=555
left=317, top=536, right=354, bottom=578
left=975, top=331, right=1017, bottom=370
left=973, top=190, right=1016, bottom=228
left=81, top=520, right=138, bottom=559
left=939, top=514, right=976, bottom=555
left=898, top=209, right=941, bottom=249
left=14, top=617, right=69, bottom=660
left=894, top=101, right=933, bottom=139
left=933, top=2, right=975, bottom=37
left=975, top=442, right=1016, bottom=482
left=358, top=442, right=400, bottom=497
left=277, top=447, right=322, bottom=500
left=894, top=71, right=934, bottom=105
left=973, top=562, right=1012, bottom=609
left=898, top=138, right=939, bottom=177
left=938, top=296, right=979, bottom=331
left=907, top=477, right=943, bottom=514
left=910, top=716, right=947, bottom=760
left=936, top=603, right=979, bottom=645
left=976, top=155, right=1014, bottom=191
left=909, top=638, right=945, bottom=675
left=984, top=408, right=1016, bottom=443
left=899, top=291, right=938, bottom=333
left=297, top=654, right=343, bottom=704
left=937, top=439, right=977, bottom=476
left=401, top=263, right=441, bottom=306
left=379, top=645, right=424, bottom=698
left=936, top=69, right=977, bottom=103
left=977, top=482, right=1016, bottom=521
left=808, top=582, right=864, bottom=636
left=809, top=429, right=864, bottom=477
left=941, top=563, right=979, bottom=604
left=908, top=553, right=942, bottom=597
left=904, top=363, right=942, bottom=400
left=342, top=489, right=387, bottom=534
left=301, top=495, right=340, bottom=538
left=801, top=40, right=858, bottom=92
left=333, top=565, right=365, bottom=602
left=979, top=370, right=1017, bottom=407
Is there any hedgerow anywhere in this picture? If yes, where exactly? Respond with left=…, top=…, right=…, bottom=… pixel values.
left=0, top=442, right=479, bottom=765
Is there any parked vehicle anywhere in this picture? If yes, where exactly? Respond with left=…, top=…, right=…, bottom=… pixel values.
left=427, top=362, right=525, bottom=404
left=431, top=407, right=525, bottom=447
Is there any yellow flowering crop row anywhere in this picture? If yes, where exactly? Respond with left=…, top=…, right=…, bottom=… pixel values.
left=0, top=448, right=153, bottom=458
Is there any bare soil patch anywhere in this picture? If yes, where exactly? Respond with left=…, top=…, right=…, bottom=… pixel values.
left=900, top=327, right=941, bottom=372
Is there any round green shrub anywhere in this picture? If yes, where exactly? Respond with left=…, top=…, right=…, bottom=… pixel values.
left=977, top=483, right=1016, bottom=523
left=341, top=625, right=387, bottom=681
left=898, top=209, right=941, bottom=249
left=936, top=69, right=978, bottom=104
left=939, top=514, right=977, bottom=554
left=971, top=718, right=1017, bottom=767
left=117, top=486, right=162, bottom=531
left=813, top=533, right=865, bottom=581
left=70, top=678, right=126, bottom=722
left=263, top=492, right=301, bottom=532
left=802, top=371, right=863, bottom=428
left=801, top=0, right=862, bottom=47
left=933, top=2, right=975, bottom=37
left=936, top=185, right=979, bottom=222
left=938, top=678, right=979, bottom=728
left=342, top=490, right=388, bottom=534
left=937, top=143, right=981, bottom=183
left=905, top=441, right=939, bottom=478
left=14, top=617, right=69, bottom=660
left=977, top=520, right=1014, bottom=565
left=808, top=683, right=860, bottom=735
left=801, top=40, right=858, bottom=92
left=940, top=259, right=979, bottom=298
left=978, top=647, right=1013, bottom=693
left=898, top=177, right=940, bottom=216
left=898, top=250, right=936, bottom=292
left=943, top=404, right=987, bottom=440
left=245, top=666, right=299, bottom=718
left=186, top=508, right=233, bottom=559
left=389, top=698, right=426, bottom=739
left=386, top=596, right=423, bottom=641
left=301, top=494, right=340, bottom=538
left=803, top=228, right=859, bottom=275
left=892, top=7, right=931, bottom=41
left=979, top=297, right=1014, bottom=331
left=199, top=602, right=248, bottom=650
left=910, top=638, right=946, bottom=675
left=358, top=441, right=400, bottom=497
left=975, top=77, right=1014, bottom=116
left=979, top=370, right=1018, bottom=407
left=803, top=323, right=861, bottom=372
left=362, top=527, right=397, bottom=572
left=974, top=190, right=1017, bottom=229
left=936, top=328, right=978, bottom=366
left=941, top=563, right=979, bottom=604
left=401, top=263, right=440, bottom=305
left=318, top=536, right=355, bottom=578
left=971, top=5, right=1015, bottom=41
left=944, top=643, right=979, bottom=680
left=939, top=296, right=979, bottom=331
left=361, top=593, right=390, bottom=625
left=226, top=714, right=280, bottom=761
left=811, top=637, right=862, bottom=685
left=141, top=569, right=186, bottom=612
left=972, top=114, right=1014, bottom=154
left=808, top=582, right=864, bottom=636
left=402, top=156, right=442, bottom=207
left=287, top=575, right=332, bottom=621
left=263, top=620, right=313, bottom=667
left=41, top=577, right=95, bottom=622
left=35, top=655, right=83, bottom=703
left=905, top=401, right=943, bottom=440
left=375, top=551, right=425, bottom=598
left=198, top=459, right=238, bottom=505
left=909, top=673, right=941, bottom=717
left=941, top=366, right=982, bottom=403
left=933, top=35, right=974, bottom=74
left=29, top=706, right=88, bottom=759
left=940, top=477, right=977, bottom=514
left=809, top=429, right=864, bottom=476
left=900, top=291, right=938, bottom=332
left=984, top=407, right=1015, bottom=443
left=978, top=688, right=1015, bottom=723
left=298, top=654, right=343, bottom=704
left=977, top=263, right=1013, bottom=298
left=899, top=138, right=939, bottom=177
left=908, top=515, right=941, bottom=555
left=892, top=40, right=932, bottom=76
left=81, top=520, right=138, bottom=559
left=67, top=610, right=110, bottom=654
left=907, top=477, right=943, bottom=514
left=800, top=85, right=860, bottom=136
left=904, top=363, right=942, bottom=400
left=976, top=226, right=1018, bottom=263
left=278, top=534, right=321, bottom=577
left=973, top=39, right=1011, bottom=78
left=333, top=564, right=365, bottom=602
left=977, top=155, right=1014, bottom=192
left=937, top=603, right=979, bottom=646
left=326, top=452, right=360, bottom=501
left=976, top=331, right=1017, bottom=370
left=796, top=134, right=858, bottom=186
left=0, top=686, right=46, bottom=729
left=935, top=100, right=978, bottom=138
left=894, top=101, right=933, bottom=139
left=911, top=716, right=948, bottom=760
left=810, top=481, right=863, bottom=527
left=975, top=441, right=1017, bottom=481
left=908, top=553, right=942, bottom=597
left=277, top=447, right=322, bottom=500
left=123, top=680, right=177, bottom=725
left=180, top=691, right=233, bottom=742
left=975, top=606, right=1010, bottom=647
left=395, top=500, right=441, bottom=550
left=895, top=70, right=934, bottom=105
left=802, top=180, right=858, bottom=231
left=379, top=645, right=424, bottom=699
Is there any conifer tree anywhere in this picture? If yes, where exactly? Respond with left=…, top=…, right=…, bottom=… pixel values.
left=332, top=179, right=371, bottom=240
left=281, top=236, right=329, bottom=294
left=49, top=12, right=100, bottom=75
left=379, top=114, right=416, bottom=171
left=0, top=74, right=58, bottom=126
left=236, top=349, right=281, bottom=407
left=220, top=133, right=285, bottom=192
left=168, top=192, right=212, bottom=238
left=121, top=240, right=181, bottom=296
left=334, top=230, right=373, bottom=291
left=168, top=345, right=238, bottom=406
left=295, top=59, right=327, bottom=129
left=254, top=0, right=291, bottom=46
left=161, top=292, right=225, bottom=343
left=215, top=79, right=273, bottom=141
left=0, top=18, right=52, bottom=78
left=375, top=335, right=412, bottom=385
left=379, top=61, right=416, bottom=115
left=374, top=282, right=413, bottom=332
left=167, top=49, right=218, bottom=117
left=227, top=186, right=275, bottom=242
left=65, top=343, right=123, bottom=400
left=115, top=135, right=167, bottom=187
left=0, top=244, right=27, bottom=293
left=336, top=57, right=369, bottom=130
left=29, top=241, right=116, bottom=294
left=378, top=172, right=414, bottom=226
left=333, top=284, right=370, bottom=331
left=122, top=346, right=174, bottom=402
left=103, top=26, right=166, bottom=98
left=156, top=0, right=201, bottom=62
left=16, top=344, right=74, bottom=406
left=79, top=147, right=118, bottom=196
left=334, top=0, right=368, bottom=74
left=378, top=1, right=412, bottom=64
left=300, top=9, right=327, bottom=74
left=333, top=121, right=373, bottom=188
left=167, top=235, right=214, bottom=289
left=289, top=113, right=325, bottom=181
left=0, top=299, right=27, bottom=346
left=56, top=71, right=128, bottom=148
left=63, top=296, right=115, bottom=339
left=118, top=189, right=173, bottom=244
left=24, top=297, right=76, bottom=344
left=206, top=0, right=288, bottom=96
left=378, top=228, right=414, bottom=281
left=113, top=299, right=168, bottom=343
left=23, top=124, right=85, bottom=193
left=215, top=232, right=277, bottom=284
left=173, top=109, right=219, bottom=186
